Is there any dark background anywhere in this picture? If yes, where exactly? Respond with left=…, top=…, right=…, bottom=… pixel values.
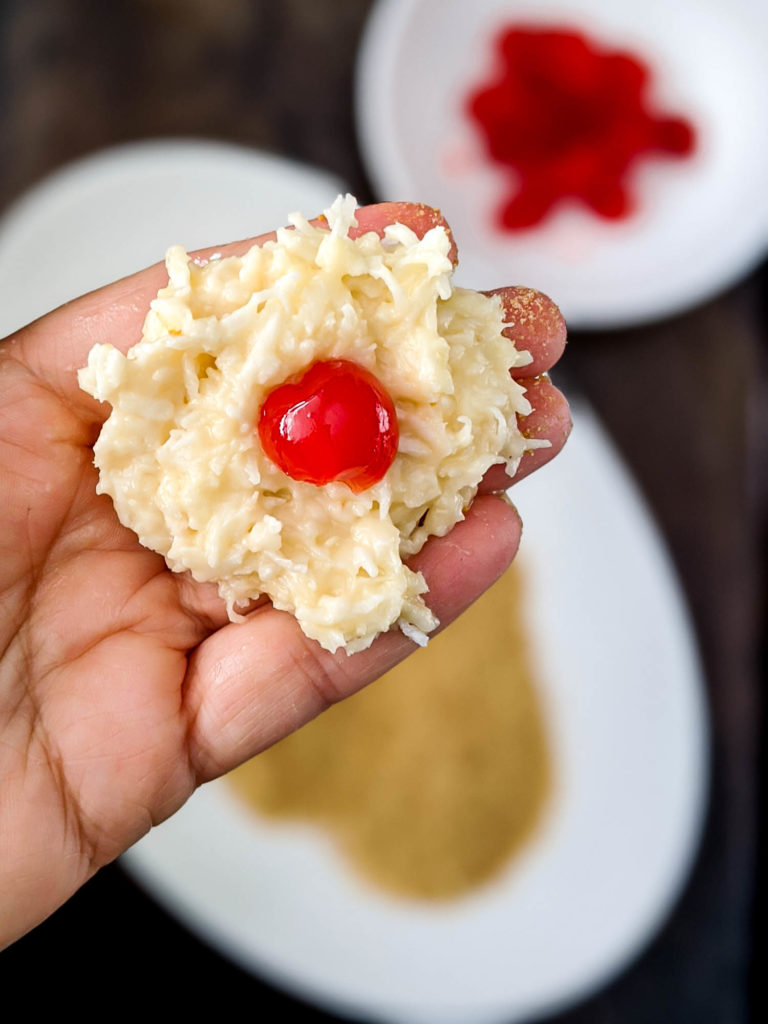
left=0, top=1, right=764, bottom=1020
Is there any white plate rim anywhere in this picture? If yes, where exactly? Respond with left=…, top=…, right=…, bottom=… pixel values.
left=0, top=138, right=347, bottom=336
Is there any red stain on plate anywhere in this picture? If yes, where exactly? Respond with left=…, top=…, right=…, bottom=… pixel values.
left=466, top=25, right=696, bottom=231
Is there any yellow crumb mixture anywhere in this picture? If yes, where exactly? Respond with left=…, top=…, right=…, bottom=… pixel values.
left=230, top=563, right=552, bottom=900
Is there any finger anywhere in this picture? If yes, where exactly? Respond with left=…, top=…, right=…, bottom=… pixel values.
left=172, top=574, right=270, bottom=634
left=13, top=202, right=457, bottom=417
left=479, top=375, right=572, bottom=493
left=486, top=286, right=567, bottom=376
left=348, top=201, right=458, bottom=264
left=183, top=493, right=521, bottom=783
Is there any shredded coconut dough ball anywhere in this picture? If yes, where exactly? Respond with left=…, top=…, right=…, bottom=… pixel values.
left=78, top=195, right=545, bottom=654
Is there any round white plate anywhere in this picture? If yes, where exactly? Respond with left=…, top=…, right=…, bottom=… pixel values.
left=356, top=0, right=768, bottom=328
left=121, top=403, right=708, bottom=1024
left=0, top=139, right=345, bottom=337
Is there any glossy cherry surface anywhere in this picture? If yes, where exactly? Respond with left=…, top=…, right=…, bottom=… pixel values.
left=258, top=359, right=399, bottom=492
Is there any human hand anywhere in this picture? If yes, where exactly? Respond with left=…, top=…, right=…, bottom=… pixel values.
left=0, top=202, right=569, bottom=948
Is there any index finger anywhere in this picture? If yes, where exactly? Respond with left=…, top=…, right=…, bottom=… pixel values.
left=487, top=286, right=567, bottom=377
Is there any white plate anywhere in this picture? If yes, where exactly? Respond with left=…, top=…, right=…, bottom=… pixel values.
left=356, top=0, right=768, bottom=328
left=0, top=139, right=345, bottom=336
left=121, top=403, right=708, bottom=1024
left=0, top=142, right=707, bottom=1022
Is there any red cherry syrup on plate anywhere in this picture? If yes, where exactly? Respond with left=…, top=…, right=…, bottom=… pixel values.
left=466, top=25, right=696, bottom=230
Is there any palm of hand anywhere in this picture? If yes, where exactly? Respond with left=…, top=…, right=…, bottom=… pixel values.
left=1, top=353, right=211, bottom=924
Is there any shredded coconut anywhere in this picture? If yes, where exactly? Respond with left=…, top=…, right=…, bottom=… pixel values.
left=78, top=194, right=546, bottom=653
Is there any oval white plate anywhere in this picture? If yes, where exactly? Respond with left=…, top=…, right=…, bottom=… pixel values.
left=356, top=0, right=768, bottom=328
left=121, top=403, right=708, bottom=1024
left=0, top=142, right=707, bottom=1023
left=0, top=139, right=345, bottom=337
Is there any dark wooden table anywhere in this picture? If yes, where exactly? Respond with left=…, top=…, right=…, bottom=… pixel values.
left=0, top=2, right=763, bottom=1020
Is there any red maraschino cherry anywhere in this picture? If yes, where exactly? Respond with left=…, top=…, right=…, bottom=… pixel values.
left=258, top=359, right=399, bottom=493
